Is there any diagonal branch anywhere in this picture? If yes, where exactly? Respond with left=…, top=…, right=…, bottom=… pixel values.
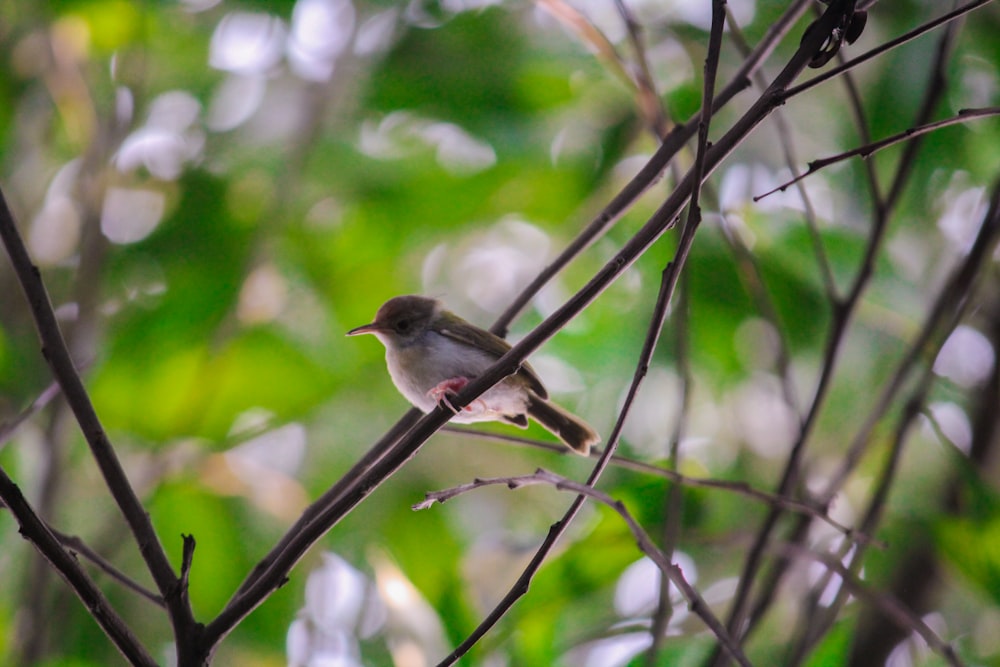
left=0, top=465, right=158, bottom=666
left=0, top=380, right=62, bottom=452
left=490, top=0, right=814, bottom=336
left=755, top=107, right=1000, bottom=201
left=821, top=174, right=1000, bottom=506
left=774, top=542, right=963, bottom=667
left=416, top=468, right=753, bottom=667
left=0, top=186, right=196, bottom=651
left=442, top=427, right=877, bottom=544
left=782, top=0, right=996, bottom=101
left=433, top=4, right=736, bottom=663
left=707, top=8, right=974, bottom=661
left=51, top=529, right=165, bottom=608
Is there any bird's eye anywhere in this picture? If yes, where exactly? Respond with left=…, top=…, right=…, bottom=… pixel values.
left=395, top=318, right=410, bottom=332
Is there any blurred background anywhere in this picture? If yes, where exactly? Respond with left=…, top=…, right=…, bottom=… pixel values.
left=0, top=0, right=999, bottom=665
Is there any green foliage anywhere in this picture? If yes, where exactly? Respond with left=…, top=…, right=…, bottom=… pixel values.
left=936, top=463, right=1000, bottom=606
left=802, top=620, right=852, bottom=667
left=0, top=0, right=998, bottom=665
left=368, top=9, right=529, bottom=127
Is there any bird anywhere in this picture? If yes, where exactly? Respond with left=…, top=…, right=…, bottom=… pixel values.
left=347, top=295, right=600, bottom=455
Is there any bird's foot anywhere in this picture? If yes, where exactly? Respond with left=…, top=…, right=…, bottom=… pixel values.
left=428, top=377, right=485, bottom=415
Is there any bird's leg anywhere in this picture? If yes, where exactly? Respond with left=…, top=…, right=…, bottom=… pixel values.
left=428, top=377, right=486, bottom=415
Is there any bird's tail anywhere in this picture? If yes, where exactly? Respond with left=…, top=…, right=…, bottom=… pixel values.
left=527, top=394, right=600, bottom=456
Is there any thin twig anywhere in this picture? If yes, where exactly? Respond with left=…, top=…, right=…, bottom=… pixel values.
left=701, top=4, right=891, bottom=663
left=850, top=274, right=1000, bottom=667
left=772, top=542, right=963, bottom=667
left=771, top=27, right=889, bottom=667
left=713, top=8, right=970, bottom=660
left=822, top=174, right=1000, bottom=506
left=0, top=381, right=62, bottom=451
left=769, top=172, right=999, bottom=666
left=612, top=0, right=671, bottom=136
left=782, top=0, right=996, bottom=101
left=805, top=375, right=940, bottom=663
left=52, top=530, right=165, bottom=608
left=715, top=42, right=888, bottom=662
left=645, top=274, right=693, bottom=665
left=641, top=5, right=728, bottom=657
left=781, top=20, right=968, bottom=662
left=489, top=0, right=814, bottom=336
left=416, top=469, right=753, bottom=667
left=442, top=425, right=876, bottom=544
left=725, top=11, right=841, bottom=304
left=756, top=107, right=1000, bottom=201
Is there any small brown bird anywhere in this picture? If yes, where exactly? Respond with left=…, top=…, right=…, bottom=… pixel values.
left=348, top=295, right=600, bottom=455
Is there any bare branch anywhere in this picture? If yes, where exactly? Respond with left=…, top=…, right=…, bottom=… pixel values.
left=783, top=0, right=995, bottom=100
left=417, top=469, right=753, bottom=667
left=0, top=466, right=158, bottom=666
left=490, top=0, right=814, bottom=335
left=708, top=13, right=974, bottom=662
left=773, top=543, right=964, bottom=667
left=51, top=530, right=165, bottom=608
left=443, top=426, right=877, bottom=545
left=0, top=380, right=62, bottom=452
left=822, top=175, right=1000, bottom=503
left=611, top=0, right=671, bottom=136
left=755, top=107, right=1000, bottom=201
left=0, top=186, right=196, bottom=636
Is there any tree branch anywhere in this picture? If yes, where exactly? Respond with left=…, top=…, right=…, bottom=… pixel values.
left=416, top=468, right=753, bottom=667
left=0, top=465, right=158, bottom=666
left=755, top=107, right=1000, bottom=201
left=0, top=185, right=200, bottom=656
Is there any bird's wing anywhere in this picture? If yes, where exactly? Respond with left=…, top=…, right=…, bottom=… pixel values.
left=438, top=312, right=549, bottom=399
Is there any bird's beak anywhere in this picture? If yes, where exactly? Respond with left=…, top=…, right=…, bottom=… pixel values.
left=346, top=322, right=381, bottom=336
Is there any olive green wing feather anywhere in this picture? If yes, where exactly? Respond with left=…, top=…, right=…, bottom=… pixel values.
left=438, top=310, right=549, bottom=399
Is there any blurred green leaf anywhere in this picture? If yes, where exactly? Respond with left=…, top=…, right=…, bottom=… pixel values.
left=801, top=620, right=852, bottom=667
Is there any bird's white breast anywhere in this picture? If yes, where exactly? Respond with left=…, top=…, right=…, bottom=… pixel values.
left=384, top=331, right=528, bottom=421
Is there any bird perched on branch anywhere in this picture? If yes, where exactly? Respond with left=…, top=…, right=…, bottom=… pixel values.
left=348, top=295, right=600, bottom=455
